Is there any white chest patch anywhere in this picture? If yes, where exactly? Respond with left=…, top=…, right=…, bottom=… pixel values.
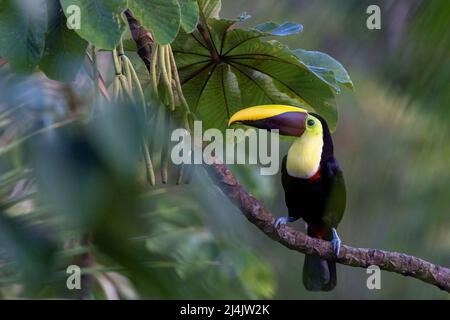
left=286, top=133, right=323, bottom=179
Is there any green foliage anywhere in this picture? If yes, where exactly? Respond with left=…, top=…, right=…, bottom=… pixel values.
left=387, top=0, right=450, bottom=117
left=292, top=49, right=353, bottom=93
left=0, top=70, right=276, bottom=298
left=0, top=212, right=58, bottom=294
left=179, top=0, right=200, bottom=33
left=173, top=18, right=344, bottom=130
left=0, top=0, right=48, bottom=72
left=40, top=0, right=88, bottom=81
left=197, top=0, right=221, bottom=19
left=60, top=0, right=127, bottom=50
left=55, top=0, right=201, bottom=48
left=128, top=0, right=181, bottom=45
left=146, top=195, right=275, bottom=298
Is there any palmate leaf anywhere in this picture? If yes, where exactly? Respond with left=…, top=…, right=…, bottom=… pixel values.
left=172, top=18, right=341, bottom=131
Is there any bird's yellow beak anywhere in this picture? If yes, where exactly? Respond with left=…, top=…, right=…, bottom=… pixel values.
left=228, top=105, right=309, bottom=137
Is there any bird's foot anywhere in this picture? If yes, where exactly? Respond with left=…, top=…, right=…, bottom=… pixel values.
left=331, top=228, right=341, bottom=257
left=274, top=216, right=296, bottom=228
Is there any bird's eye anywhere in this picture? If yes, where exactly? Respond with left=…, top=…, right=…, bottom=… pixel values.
left=307, top=119, right=315, bottom=127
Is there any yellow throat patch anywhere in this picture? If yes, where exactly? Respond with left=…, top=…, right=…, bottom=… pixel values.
left=286, top=116, right=324, bottom=178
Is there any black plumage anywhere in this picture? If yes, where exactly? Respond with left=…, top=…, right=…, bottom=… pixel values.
left=281, top=113, right=346, bottom=291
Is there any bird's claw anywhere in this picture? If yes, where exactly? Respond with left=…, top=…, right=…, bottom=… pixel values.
left=331, top=228, right=341, bottom=256
left=274, top=216, right=295, bottom=228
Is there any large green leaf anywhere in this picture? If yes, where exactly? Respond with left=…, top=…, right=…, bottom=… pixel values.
left=293, top=49, right=353, bottom=93
left=0, top=0, right=48, bottom=72
left=128, top=0, right=181, bottom=45
left=40, top=0, right=88, bottom=81
left=179, top=0, right=199, bottom=33
left=60, top=0, right=126, bottom=50
left=173, top=19, right=339, bottom=131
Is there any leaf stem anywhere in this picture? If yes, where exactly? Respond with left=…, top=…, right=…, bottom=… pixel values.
left=196, top=0, right=221, bottom=63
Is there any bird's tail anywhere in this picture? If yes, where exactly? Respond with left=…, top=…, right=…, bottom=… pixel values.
left=302, top=226, right=337, bottom=291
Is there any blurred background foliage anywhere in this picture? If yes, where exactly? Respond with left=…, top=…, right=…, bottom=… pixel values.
left=0, top=0, right=450, bottom=299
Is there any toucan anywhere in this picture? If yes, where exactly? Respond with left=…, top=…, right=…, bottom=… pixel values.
left=228, top=105, right=346, bottom=291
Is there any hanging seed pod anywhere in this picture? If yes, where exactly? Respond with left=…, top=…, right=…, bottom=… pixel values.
left=112, top=49, right=122, bottom=76
left=122, top=56, right=132, bottom=90
left=150, top=43, right=159, bottom=97
left=126, top=58, right=157, bottom=186
left=119, top=75, right=133, bottom=101
left=158, top=45, right=175, bottom=111
left=112, top=49, right=125, bottom=103
left=176, top=163, right=185, bottom=185
left=142, top=138, right=156, bottom=186
left=125, top=54, right=156, bottom=186
left=174, top=111, right=188, bottom=185
left=112, top=76, right=121, bottom=100
left=169, top=47, right=191, bottom=115
left=142, top=115, right=157, bottom=187
left=125, top=57, right=146, bottom=112
left=118, top=42, right=133, bottom=91
left=160, top=105, right=170, bottom=184
left=183, top=111, right=197, bottom=184
left=113, top=40, right=158, bottom=187
left=164, top=46, right=173, bottom=93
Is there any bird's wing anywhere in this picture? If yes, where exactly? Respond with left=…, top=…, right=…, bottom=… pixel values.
left=281, top=155, right=289, bottom=192
left=281, top=155, right=298, bottom=216
left=323, top=157, right=346, bottom=228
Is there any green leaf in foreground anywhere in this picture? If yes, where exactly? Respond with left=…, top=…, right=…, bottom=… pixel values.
left=0, top=0, right=48, bottom=72
left=40, top=1, right=88, bottom=81
left=173, top=19, right=339, bottom=131
left=128, top=0, right=181, bottom=45
left=60, top=0, right=126, bottom=50
left=293, top=49, right=353, bottom=92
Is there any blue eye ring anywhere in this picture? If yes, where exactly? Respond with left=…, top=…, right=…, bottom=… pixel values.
left=307, top=119, right=315, bottom=127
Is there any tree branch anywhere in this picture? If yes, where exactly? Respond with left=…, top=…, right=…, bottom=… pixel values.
left=206, top=161, right=450, bottom=293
